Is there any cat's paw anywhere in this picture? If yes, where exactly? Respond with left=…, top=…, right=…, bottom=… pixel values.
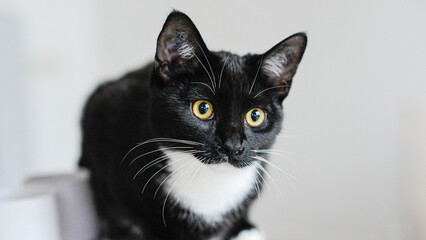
left=230, top=228, right=265, bottom=240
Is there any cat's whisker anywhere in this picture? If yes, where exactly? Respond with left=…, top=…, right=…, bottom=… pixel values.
left=199, top=163, right=209, bottom=193
left=219, top=53, right=231, bottom=89
left=168, top=161, right=208, bottom=225
left=175, top=158, right=202, bottom=204
left=140, top=150, right=205, bottom=197
left=251, top=166, right=261, bottom=199
left=249, top=56, right=263, bottom=95
left=163, top=158, right=201, bottom=226
left=120, top=143, right=144, bottom=166
left=133, top=155, right=170, bottom=178
left=129, top=146, right=194, bottom=166
left=133, top=151, right=190, bottom=178
left=135, top=150, right=204, bottom=180
left=193, top=54, right=215, bottom=93
left=138, top=138, right=204, bottom=146
left=276, top=132, right=310, bottom=138
left=195, top=40, right=216, bottom=90
left=255, top=181, right=261, bottom=199
left=252, top=150, right=292, bottom=159
left=254, top=161, right=286, bottom=200
left=190, top=82, right=215, bottom=95
left=121, top=138, right=204, bottom=166
left=187, top=157, right=205, bottom=193
left=254, top=148, right=312, bottom=165
left=160, top=157, right=196, bottom=226
left=253, top=149, right=296, bottom=155
left=253, top=85, right=289, bottom=98
left=252, top=161, right=272, bottom=195
left=141, top=160, right=180, bottom=196
left=251, top=155, right=297, bottom=183
left=251, top=149, right=296, bottom=166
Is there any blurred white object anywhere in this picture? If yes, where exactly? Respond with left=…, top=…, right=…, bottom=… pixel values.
left=25, top=170, right=99, bottom=240
left=0, top=11, right=29, bottom=188
left=0, top=188, right=61, bottom=240
left=401, top=104, right=426, bottom=240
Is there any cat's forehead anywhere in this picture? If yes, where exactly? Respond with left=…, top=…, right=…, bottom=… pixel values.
left=213, top=52, right=262, bottom=91
left=187, top=51, right=269, bottom=105
left=220, top=53, right=245, bottom=76
left=214, top=52, right=251, bottom=80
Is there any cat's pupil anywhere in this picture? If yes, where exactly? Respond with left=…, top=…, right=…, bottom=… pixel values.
left=199, top=102, right=210, bottom=115
left=251, top=110, right=260, bottom=122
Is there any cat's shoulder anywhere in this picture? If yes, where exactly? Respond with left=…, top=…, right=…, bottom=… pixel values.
left=82, top=63, right=153, bottom=122
left=86, top=63, right=152, bottom=106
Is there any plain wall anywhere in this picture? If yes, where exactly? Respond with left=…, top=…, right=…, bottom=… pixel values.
left=0, top=0, right=425, bottom=239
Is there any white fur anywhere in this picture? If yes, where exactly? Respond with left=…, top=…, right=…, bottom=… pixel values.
left=178, top=42, right=195, bottom=59
left=262, top=54, right=287, bottom=77
left=230, top=228, right=265, bottom=240
left=163, top=150, right=258, bottom=223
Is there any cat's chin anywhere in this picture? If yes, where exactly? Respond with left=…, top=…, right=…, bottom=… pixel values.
left=207, top=162, right=236, bottom=171
left=206, top=160, right=252, bottom=171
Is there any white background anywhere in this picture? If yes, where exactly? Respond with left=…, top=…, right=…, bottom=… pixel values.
left=0, top=0, right=425, bottom=239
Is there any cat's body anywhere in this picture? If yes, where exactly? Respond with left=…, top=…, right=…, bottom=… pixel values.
left=80, top=64, right=261, bottom=240
left=79, top=11, right=307, bottom=240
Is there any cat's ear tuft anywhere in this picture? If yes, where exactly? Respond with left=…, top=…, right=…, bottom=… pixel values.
left=155, top=11, right=208, bottom=80
left=262, top=32, right=307, bottom=99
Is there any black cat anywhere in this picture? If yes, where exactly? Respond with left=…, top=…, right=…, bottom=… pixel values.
left=79, top=10, right=307, bottom=240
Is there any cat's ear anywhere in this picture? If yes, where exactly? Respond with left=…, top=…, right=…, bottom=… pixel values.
left=261, top=32, right=307, bottom=100
left=155, top=11, right=209, bottom=81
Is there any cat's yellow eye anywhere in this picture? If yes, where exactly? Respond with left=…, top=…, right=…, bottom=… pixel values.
left=192, top=100, right=214, bottom=120
left=245, top=108, right=265, bottom=127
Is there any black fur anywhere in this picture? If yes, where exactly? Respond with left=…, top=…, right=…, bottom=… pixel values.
left=79, top=11, right=307, bottom=240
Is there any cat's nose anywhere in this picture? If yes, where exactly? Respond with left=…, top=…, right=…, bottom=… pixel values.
left=217, top=138, right=245, bottom=156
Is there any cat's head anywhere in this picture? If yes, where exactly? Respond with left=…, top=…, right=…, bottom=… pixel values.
left=150, top=11, right=307, bottom=168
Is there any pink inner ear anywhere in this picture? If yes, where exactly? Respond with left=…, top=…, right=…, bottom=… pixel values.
left=165, top=41, right=181, bottom=62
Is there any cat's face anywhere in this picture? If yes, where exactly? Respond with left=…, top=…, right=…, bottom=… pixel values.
left=150, top=11, right=307, bottom=168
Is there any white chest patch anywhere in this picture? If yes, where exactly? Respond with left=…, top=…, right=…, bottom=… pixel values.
left=163, top=150, right=258, bottom=223
left=230, top=228, right=265, bottom=240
